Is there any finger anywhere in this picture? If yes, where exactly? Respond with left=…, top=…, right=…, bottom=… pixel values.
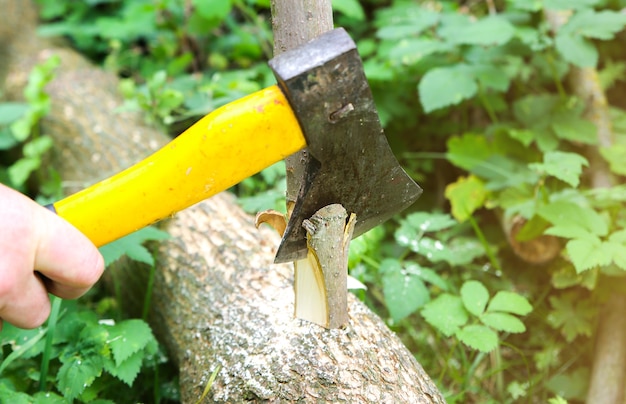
left=0, top=268, right=51, bottom=328
left=34, top=207, right=105, bottom=300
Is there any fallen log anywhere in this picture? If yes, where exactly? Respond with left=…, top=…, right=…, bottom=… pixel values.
left=1, top=1, right=445, bottom=402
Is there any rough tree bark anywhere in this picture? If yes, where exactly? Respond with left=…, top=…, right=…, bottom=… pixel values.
left=1, top=1, right=445, bottom=403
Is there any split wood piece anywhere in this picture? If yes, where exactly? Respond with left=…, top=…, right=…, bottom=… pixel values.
left=257, top=206, right=356, bottom=329
left=298, top=204, right=355, bottom=329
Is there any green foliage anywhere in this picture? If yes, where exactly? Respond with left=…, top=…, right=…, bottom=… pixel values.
left=99, top=227, right=171, bottom=267
left=8, top=0, right=626, bottom=402
left=0, top=303, right=159, bottom=403
left=0, top=55, right=60, bottom=196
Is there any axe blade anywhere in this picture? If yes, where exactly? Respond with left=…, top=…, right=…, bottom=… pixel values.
left=270, top=28, right=422, bottom=264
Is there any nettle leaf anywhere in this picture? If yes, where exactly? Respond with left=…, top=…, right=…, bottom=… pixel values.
left=446, top=133, right=493, bottom=172
left=445, top=237, right=486, bottom=266
left=107, top=319, right=156, bottom=366
left=104, top=349, right=144, bottom=386
left=551, top=115, right=597, bottom=144
left=481, top=312, right=526, bottom=333
left=460, top=281, right=489, bottom=317
left=547, top=293, right=596, bottom=342
left=529, top=151, right=588, bottom=188
left=421, top=294, right=469, bottom=337
left=445, top=175, right=488, bottom=222
left=381, top=260, right=430, bottom=322
left=439, top=15, right=515, bottom=46
left=538, top=201, right=608, bottom=237
left=407, top=237, right=451, bottom=263
left=419, top=65, right=478, bottom=113
left=57, top=354, right=104, bottom=401
left=487, top=291, right=532, bottom=316
left=457, top=324, right=499, bottom=353
left=99, top=226, right=170, bottom=266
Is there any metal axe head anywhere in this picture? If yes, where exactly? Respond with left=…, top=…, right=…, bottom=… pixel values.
left=269, top=28, right=422, bottom=263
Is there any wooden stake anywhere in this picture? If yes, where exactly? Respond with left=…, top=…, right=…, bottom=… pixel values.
left=270, top=1, right=352, bottom=329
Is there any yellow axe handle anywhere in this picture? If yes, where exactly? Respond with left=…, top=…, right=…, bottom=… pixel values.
left=49, top=85, right=306, bottom=247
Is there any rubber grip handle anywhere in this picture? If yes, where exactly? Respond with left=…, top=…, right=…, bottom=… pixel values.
left=48, top=85, right=305, bottom=247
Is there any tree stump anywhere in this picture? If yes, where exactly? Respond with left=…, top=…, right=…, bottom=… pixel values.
left=1, top=1, right=445, bottom=402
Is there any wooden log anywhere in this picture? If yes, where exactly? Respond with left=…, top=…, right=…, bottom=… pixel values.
left=1, top=1, right=445, bottom=402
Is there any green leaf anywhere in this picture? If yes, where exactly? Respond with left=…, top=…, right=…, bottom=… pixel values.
left=381, top=260, right=430, bottom=322
left=460, top=281, right=489, bottom=316
left=419, top=65, right=478, bottom=113
left=192, top=0, right=232, bottom=20
left=506, top=0, right=542, bottom=11
left=555, top=33, right=597, bottom=68
left=457, top=324, right=499, bottom=353
left=471, top=64, right=511, bottom=92
left=0, top=327, right=46, bottom=374
left=481, top=312, right=526, bottom=333
left=375, top=6, right=439, bottom=39
left=389, top=38, right=447, bottom=65
left=8, top=157, right=41, bottom=187
left=23, top=135, right=53, bottom=157
left=408, top=212, right=457, bottom=233
left=551, top=115, right=597, bottom=144
left=439, top=16, right=515, bottom=46
left=538, top=200, right=608, bottom=237
left=57, top=354, right=104, bottom=401
left=104, top=349, right=144, bottom=386
left=547, top=293, right=595, bottom=342
left=421, top=294, right=469, bottom=337
left=551, top=264, right=598, bottom=290
left=106, top=319, right=155, bottom=366
left=99, top=226, right=170, bottom=266
left=332, top=0, right=365, bottom=21
left=446, top=133, right=494, bottom=172
left=600, top=144, right=626, bottom=176
left=529, top=151, right=589, bottom=187
left=546, top=367, right=590, bottom=401
left=566, top=236, right=611, bottom=273
left=445, top=175, right=487, bottom=222
left=0, top=102, right=29, bottom=125
left=563, top=9, right=626, bottom=40
left=487, top=291, right=532, bottom=315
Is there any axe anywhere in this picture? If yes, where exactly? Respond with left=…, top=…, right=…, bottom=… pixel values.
left=46, top=28, right=422, bottom=264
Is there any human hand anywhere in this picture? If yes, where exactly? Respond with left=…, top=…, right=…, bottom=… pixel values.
left=0, top=184, right=105, bottom=330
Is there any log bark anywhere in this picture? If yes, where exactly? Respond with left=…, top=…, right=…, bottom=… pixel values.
left=2, top=1, right=445, bottom=402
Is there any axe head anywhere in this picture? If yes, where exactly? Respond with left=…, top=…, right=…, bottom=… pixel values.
left=269, top=28, right=422, bottom=263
